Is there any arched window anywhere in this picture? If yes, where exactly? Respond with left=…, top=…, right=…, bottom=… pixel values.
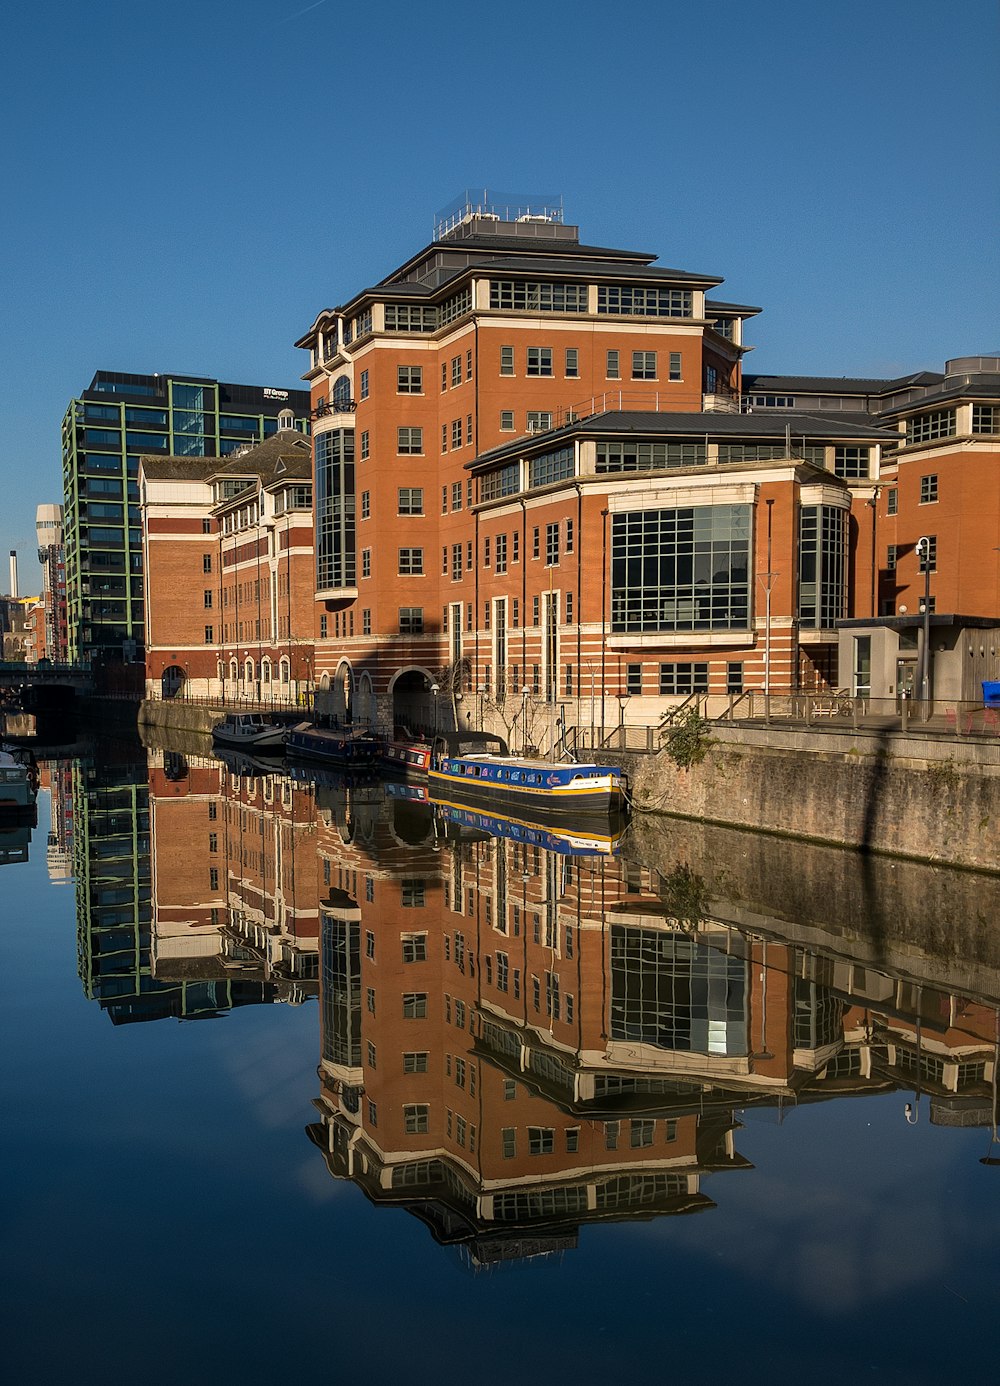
left=244, top=658, right=255, bottom=684
left=261, top=658, right=272, bottom=684
left=229, top=659, right=238, bottom=684
left=280, top=657, right=290, bottom=685
left=332, top=375, right=351, bottom=410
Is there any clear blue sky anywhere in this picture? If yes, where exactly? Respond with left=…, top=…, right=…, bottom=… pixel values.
left=2, top=0, right=997, bottom=589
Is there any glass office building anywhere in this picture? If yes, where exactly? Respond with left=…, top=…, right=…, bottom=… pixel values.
left=61, top=371, right=310, bottom=665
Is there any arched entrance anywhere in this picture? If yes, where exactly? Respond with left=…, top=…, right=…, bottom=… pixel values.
left=390, top=667, right=440, bottom=737
left=161, top=665, right=185, bottom=699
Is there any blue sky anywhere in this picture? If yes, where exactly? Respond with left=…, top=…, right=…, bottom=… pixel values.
left=2, top=0, right=997, bottom=588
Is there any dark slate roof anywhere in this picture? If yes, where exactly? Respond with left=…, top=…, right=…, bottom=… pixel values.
left=705, top=299, right=763, bottom=317
left=471, top=409, right=897, bottom=469
left=435, top=232, right=655, bottom=262
left=140, top=430, right=312, bottom=485
left=882, top=373, right=1000, bottom=413
left=743, top=371, right=942, bottom=395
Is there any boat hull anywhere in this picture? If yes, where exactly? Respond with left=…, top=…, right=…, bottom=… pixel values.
left=286, top=725, right=379, bottom=767
left=428, top=760, right=625, bottom=824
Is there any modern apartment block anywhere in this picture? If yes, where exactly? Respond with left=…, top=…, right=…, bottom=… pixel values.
left=61, top=370, right=310, bottom=668
left=295, top=193, right=932, bottom=735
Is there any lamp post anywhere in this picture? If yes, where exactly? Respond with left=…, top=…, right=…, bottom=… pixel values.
left=430, top=682, right=440, bottom=736
left=521, top=686, right=530, bottom=754
left=916, top=535, right=932, bottom=707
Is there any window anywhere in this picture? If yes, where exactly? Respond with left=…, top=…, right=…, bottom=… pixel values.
left=362, top=608, right=371, bottom=634
left=566, top=1129, right=580, bottom=1153
left=202, top=518, right=213, bottom=534
left=527, top=410, right=553, bottom=433
left=565, top=347, right=579, bottom=378
left=441, top=423, right=447, bottom=453
left=484, top=536, right=491, bottom=567
left=490, top=279, right=587, bottom=311
left=365, top=929, right=375, bottom=959
left=451, top=481, right=463, bottom=511
left=361, top=490, right=370, bottom=519
left=798, top=505, right=848, bottom=628
left=451, top=543, right=462, bottom=581
left=500, top=409, right=515, bottom=431
left=203, top=589, right=213, bottom=609
left=668, top=352, right=682, bottom=381
left=466, top=349, right=473, bottom=381
left=920, top=474, right=938, bottom=504
left=906, top=409, right=955, bottom=445
left=566, top=517, right=574, bottom=553
left=834, top=446, right=870, bottom=479
left=398, top=486, right=423, bottom=514
left=626, top=663, right=642, bottom=695
left=403, top=1051, right=428, bottom=1073
left=596, top=440, right=706, bottom=471
left=466, top=415, right=472, bottom=445
left=630, top=1119, right=655, bottom=1148
left=451, top=418, right=462, bottom=449
left=528, top=445, right=574, bottom=488
left=361, top=547, right=371, bottom=578
left=360, top=430, right=369, bottom=460
left=918, top=535, right=937, bottom=573
left=399, top=607, right=423, bottom=633
left=887, top=488, right=898, bottom=515
left=368, top=1101, right=377, bottom=1126
left=500, top=345, right=514, bottom=376
left=605, top=1120, right=620, bottom=1150
left=398, top=548, right=424, bottom=575
left=320, top=614, right=328, bottom=638
left=397, top=426, right=423, bottom=454
left=612, top=505, right=751, bottom=633
left=451, top=355, right=462, bottom=387
left=532, top=596, right=540, bottom=625
left=441, top=362, right=448, bottom=392
left=606, top=349, right=620, bottom=379
left=209, top=867, right=219, bottom=890
left=972, top=404, right=1000, bottom=433
left=495, top=533, right=508, bottom=573
left=545, top=522, right=560, bottom=566
left=527, top=347, right=553, bottom=377
left=397, top=365, right=422, bottom=393
left=632, top=351, right=657, bottom=379
left=659, top=662, right=709, bottom=695
left=565, top=591, right=573, bottom=622
left=726, top=661, right=744, bottom=694
left=367, top=1041, right=376, bottom=1069
left=886, top=544, right=898, bottom=571
left=402, top=993, right=427, bottom=1018
left=404, top=1104, right=429, bottom=1134
left=359, top=369, right=369, bottom=400
left=402, top=933, right=427, bottom=962
left=202, top=553, right=212, bottom=573
left=366, top=987, right=376, bottom=1015
left=528, top=1127, right=555, bottom=1156
left=502, top=1128, right=516, bottom=1158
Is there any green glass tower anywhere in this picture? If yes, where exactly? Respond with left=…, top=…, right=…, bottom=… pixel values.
left=61, top=370, right=310, bottom=666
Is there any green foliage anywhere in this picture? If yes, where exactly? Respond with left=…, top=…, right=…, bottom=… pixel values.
left=662, top=708, right=712, bottom=769
left=658, top=863, right=709, bottom=931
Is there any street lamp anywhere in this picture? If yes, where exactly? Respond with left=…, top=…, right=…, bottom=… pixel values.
left=916, top=535, right=932, bottom=707
left=430, top=682, right=440, bottom=736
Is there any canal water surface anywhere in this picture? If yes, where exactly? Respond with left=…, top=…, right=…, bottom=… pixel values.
left=2, top=732, right=998, bottom=1384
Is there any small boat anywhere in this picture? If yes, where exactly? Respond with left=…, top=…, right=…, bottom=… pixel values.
left=380, top=727, right=432, bottom=779
left=0, top=747, right=39, bottom=818
left=211, top=712, right=288, bottom=752
left=428, top=732, right=627, bottom=824
left=285, top=721, right=380, bottom=768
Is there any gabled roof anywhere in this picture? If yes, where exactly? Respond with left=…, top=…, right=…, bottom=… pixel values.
left=139, top=430, right=311, bottom=485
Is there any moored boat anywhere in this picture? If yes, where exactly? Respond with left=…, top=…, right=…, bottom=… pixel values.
left=427, top=732, right=627, bottom=824
left=0, top=748, right=39, bottom=818
left=285, top=721, right=380, bottom=768
left=380, top=731, right=433, bottom=779
left=433, top=801, right=625, bottom=855
left=211, top=712, right=288, bottom=752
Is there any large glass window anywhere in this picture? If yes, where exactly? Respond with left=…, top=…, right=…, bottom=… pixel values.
left=905, top=409, right=956, bottom=445
left=489, top=280, right=588, bottom=312
left=596, top=440, right=706, bottom=472
left=611, top=505, right=751, bottom=633
left=598, top=286, right=692, bottom=317
left=314, top=429, right=356, bottom=591
left=480, top=463, right=520, bottom=501
left=798, top=504, right=847, bottom=628
left=528, top=446, right=574, bottom=488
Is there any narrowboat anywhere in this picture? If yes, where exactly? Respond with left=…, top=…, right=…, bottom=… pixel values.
left=380, top=731, right=433, bottom=779
left=211, top=712, right=288, bottom=752
left=428, top=733, right=627, bottom=824
left=0, top=748, right=39, bottom=819
left=285, top=722, right=380, bottom=768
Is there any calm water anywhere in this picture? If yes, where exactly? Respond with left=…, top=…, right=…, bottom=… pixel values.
left=2, top=732, right=998, bottom=1385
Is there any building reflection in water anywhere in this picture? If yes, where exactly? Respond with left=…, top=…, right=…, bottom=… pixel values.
left=70, top=738, right=1000, bottom=1258
left=302, top=783, right=1000, bottom=1266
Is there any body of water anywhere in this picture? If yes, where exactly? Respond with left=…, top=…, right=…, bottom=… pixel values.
left=2, top=731, right=998, bottom=1384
